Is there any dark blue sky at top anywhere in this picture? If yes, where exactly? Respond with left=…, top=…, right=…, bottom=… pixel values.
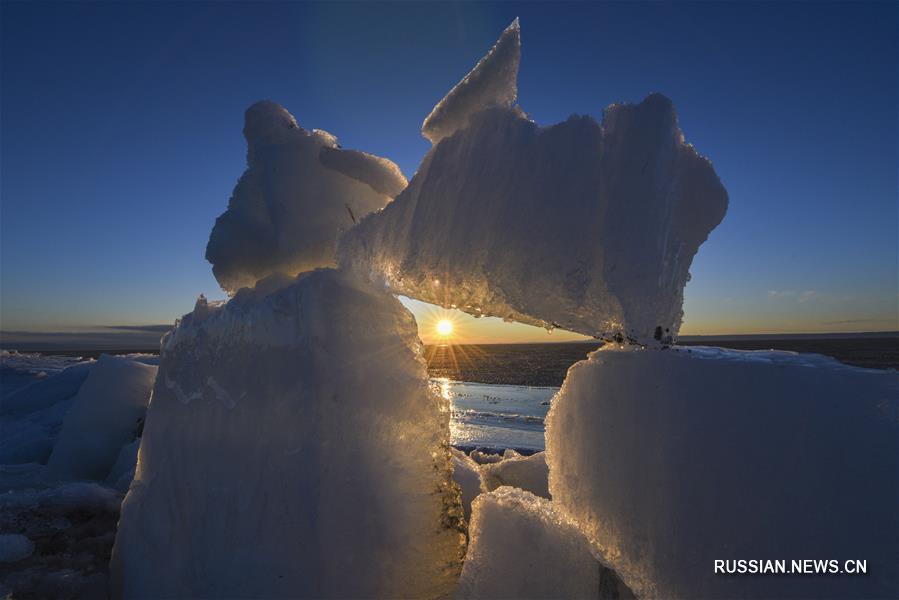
left=1, top=1, right=896, bottom=336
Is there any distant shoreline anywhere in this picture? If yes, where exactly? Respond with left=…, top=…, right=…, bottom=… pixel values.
left=2, top=330, right=895, bottom=352
left=3, top=333, right=896, bottom=386
left=426, top=335, right=897, bottom=386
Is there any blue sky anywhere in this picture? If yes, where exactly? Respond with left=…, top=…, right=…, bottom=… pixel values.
left=1, top=2, right=896, bottom=343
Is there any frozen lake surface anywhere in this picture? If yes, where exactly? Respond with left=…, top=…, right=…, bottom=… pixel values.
left=434, top=378, right=556, bottom=453
left=2, top=353, right=554, bottom=454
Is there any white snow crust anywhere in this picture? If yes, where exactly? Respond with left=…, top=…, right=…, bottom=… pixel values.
left=546, top=345, right=899, bottom=598
left=110, top=269, right=464, bottom=599
left=206, top=101, right=407, bottom=293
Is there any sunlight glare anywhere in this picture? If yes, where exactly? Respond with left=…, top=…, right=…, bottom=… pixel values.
left=436, top=319, right=454, bottom=337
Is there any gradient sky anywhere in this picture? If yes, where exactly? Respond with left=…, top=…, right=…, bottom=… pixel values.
left=1, top=1, right=896, bottom=345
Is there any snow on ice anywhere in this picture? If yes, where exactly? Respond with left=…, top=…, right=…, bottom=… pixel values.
left=340, top=20, right=728, bottom=345
left=111, top=269, right=465, bottom=599
left=546, top=345, right=899, bottom=598
left=205, top=101, right=407, bottom=293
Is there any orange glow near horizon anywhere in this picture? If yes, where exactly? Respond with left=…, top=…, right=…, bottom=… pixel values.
left=407, top=295, right=591, bottom=345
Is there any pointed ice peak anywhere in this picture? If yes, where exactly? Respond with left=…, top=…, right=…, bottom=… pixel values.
left=421, top=18, right=521, bottom=144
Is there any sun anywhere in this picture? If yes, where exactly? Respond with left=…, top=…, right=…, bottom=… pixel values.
left=436, top=319, right=454, bottom=337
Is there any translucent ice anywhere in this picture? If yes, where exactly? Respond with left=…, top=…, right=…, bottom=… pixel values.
left=480, top=450, right=549, bottom=499
left=546, top=345, right=899, bottom=598
left=110, top=269, right=464, bottom=598
left=206, top=101, right=407, bottom=293
left=451, top=447, right=484, bottom=522
left=340, top=24, right=727, bottom=344
left=421, top=19, right=520, bottom=144
left=457, top=487, right=606, bottom=599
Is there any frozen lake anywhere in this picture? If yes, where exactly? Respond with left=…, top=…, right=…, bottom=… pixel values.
left=433, top=378, right=557, bottom=453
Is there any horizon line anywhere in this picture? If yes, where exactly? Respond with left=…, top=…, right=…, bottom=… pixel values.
left=2, top=329, right=896, bottom=354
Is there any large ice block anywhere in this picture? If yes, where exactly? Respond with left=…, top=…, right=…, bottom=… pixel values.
left=480, top=450, right=549, bottom=499
left=546, top=345, right=898, bottom=598
left=110, top=269, right=464, bottom=598
left=46, top=355, right=155, bottom=480
left=340, top=23, right=727, bottom=344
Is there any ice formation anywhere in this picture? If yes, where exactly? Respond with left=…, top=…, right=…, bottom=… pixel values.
left=469, top=449, right=504, bottom=465
left=111, top=269, right=465, bottom=598
left=0, top=476, right=123, bottom=598
left=421, top=19, right=521, bottom=144
left=47, top=355, right=155, bottom=481
left=451, top=447, right=484, bottom=521
left=480, top=450, right=549, bottom=499
left=340, top=23, right=728, bottom=344
left=0, top=400, right=72, bottom=466
left=457, top=487, right=619, bottom=599
left=206, top=101, right=407, bottom=293
left=546, top=345, right=899, bottom=598
left=105, top=439, right=141, bottom=492
left=0, top=361, right=91, bottom=417
left=0, top=361, right=93, bottom=465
